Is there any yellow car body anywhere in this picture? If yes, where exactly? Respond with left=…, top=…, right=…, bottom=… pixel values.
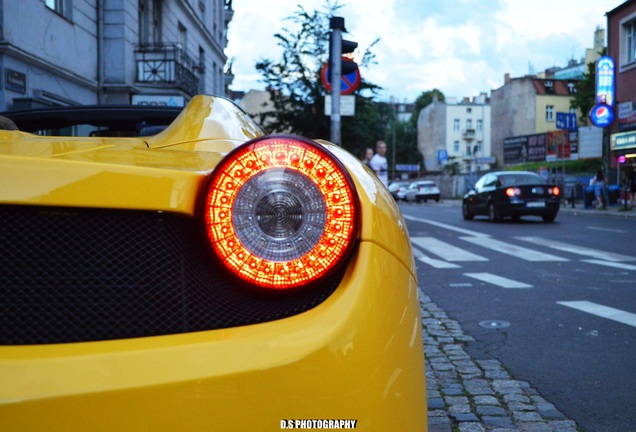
left=0, top=95, right=427, bottom=431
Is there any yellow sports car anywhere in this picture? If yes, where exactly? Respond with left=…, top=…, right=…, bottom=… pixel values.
left=0, top=95, right=427, bottom=431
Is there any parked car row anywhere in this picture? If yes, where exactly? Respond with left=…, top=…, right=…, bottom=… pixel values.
left=389, top=179, right=441, bottom=203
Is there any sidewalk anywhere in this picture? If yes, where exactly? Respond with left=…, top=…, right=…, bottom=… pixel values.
left=558, top=200, right=636, bottom=219
left=420, top=295, right=580, bottom=432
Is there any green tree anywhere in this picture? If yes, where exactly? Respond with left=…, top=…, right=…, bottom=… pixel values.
left=571, top=47, right=606, bottom=126
left=254, top=1, right=384, bottom=157
left=410, top=89, right=445, bottom=129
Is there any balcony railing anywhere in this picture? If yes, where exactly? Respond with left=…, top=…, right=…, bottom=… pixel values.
left=135, top=44, right=200, bottom=96
left=463, top=129, right=476, bottom=140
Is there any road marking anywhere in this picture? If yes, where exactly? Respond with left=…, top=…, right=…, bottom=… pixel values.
left=411, top=237, right=488, bottom=262
left=516, top=237, right=636, bottom=262
left=581, top=259, right=636, bottom=271
left=417, top=256, right=461, bottom=268
left=411, top=246, right=460, bottom=269
left=461, top=237, right=569, bottom=262
left=557, top=301, right=636, bottom=328
left=402, top=214, right=490, bottom=238
left=464, top=272, right=532, bottom=288
left=586, top=226, right=628, bottom=234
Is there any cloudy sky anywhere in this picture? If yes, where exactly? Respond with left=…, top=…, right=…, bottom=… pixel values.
left=225, top=0, right=625, bottom=103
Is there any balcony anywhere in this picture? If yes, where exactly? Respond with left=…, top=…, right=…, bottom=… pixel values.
left=135, top=44, right=200, bottom=96
left=463, top=129, right=476, bottom=140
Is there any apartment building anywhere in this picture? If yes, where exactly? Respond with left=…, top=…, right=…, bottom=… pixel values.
left=0, top=0, right=233, bottom=111
left=417, top=93, right=492, bottom=174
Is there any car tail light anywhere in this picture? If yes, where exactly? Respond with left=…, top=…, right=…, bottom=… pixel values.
left=202, top=135, right=359, bottom=290
left=505, top=187, right=520, bottom=197
left=549, top=187, right=560, bottom=196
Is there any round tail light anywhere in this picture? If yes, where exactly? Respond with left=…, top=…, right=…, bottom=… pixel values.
left=202, top=135, right=359, bottom=290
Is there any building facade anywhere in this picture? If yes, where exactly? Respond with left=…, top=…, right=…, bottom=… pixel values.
left=490, top=74, right=583, bottom=167
left=0, top=0, right=233, bottom=111
left=417, top=94, right=492, bottom=174
left=607, top=0, right=636, bottom=172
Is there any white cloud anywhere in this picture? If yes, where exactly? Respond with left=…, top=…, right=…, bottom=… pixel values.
left=226, top=0, right=624, bottom=102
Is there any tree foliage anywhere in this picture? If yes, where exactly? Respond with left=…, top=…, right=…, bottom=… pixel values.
left=254, top=1, right=385, bottom=157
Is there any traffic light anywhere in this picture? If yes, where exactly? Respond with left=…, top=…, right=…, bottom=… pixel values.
left=341, top=40, right=358, bottom=74
left=329, top=17, right=358, bottom=74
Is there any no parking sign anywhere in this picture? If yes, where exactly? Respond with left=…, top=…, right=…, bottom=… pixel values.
left=320, top=58, right=361, bottom=95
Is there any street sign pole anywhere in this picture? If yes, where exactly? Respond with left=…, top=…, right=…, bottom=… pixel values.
left=329, top=17, right=344, bottom=145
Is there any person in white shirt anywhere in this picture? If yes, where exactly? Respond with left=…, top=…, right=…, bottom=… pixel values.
left=369, top=140, right=389, bottom=187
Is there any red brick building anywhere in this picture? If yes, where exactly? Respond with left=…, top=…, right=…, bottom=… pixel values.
left=607, top=0, right=636, bottom=171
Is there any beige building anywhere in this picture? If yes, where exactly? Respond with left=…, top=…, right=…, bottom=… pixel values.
left=490, top=75, right=581, bottom=166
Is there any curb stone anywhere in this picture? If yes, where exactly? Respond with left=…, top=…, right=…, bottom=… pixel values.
left=420, top=292, right=580, bottom=432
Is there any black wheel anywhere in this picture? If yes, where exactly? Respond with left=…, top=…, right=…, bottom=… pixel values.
left=542, top=213, right=557, bottom=223
left=462, top=202, right=474, bottom=220
left=488, top=203, right=501, bottom=222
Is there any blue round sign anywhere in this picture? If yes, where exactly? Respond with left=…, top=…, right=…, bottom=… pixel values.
left=589, top=103, right=614, bottom=127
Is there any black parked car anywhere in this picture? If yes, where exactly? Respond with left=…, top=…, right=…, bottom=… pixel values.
left=462, top=171, right=561, bottom=222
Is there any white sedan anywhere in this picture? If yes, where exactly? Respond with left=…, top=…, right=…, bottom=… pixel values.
left=404, top=180, right=441, bottom=203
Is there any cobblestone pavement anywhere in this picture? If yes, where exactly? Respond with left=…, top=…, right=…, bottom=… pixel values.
left=420, top=293, right=581, bottom=432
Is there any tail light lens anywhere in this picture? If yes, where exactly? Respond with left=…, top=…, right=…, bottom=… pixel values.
left=203, top=135, right=359, bottom=290
left=550, top=187, right=560, bottom=196
left=505, top=187, right=520, bottom=197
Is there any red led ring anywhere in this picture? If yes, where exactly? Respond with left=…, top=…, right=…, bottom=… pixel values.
left=203, top=135, right=359, bottom=290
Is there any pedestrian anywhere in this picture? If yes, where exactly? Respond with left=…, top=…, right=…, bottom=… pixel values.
left=369, top=140, right=389, bottom=187
left=361, top=147, right=373, bottom=168
left=628, top=167, right=636, bottom=208
left=593, top=169, right=606, bottom=209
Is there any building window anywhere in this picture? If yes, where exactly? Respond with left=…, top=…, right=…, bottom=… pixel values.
left=453, top=119, right=460, bottom=132
left=476, top=119, right=483, bottom=132
left=626, top=20, right=636, bottom=65
left=139, top=0, right=162, bottom=46
left=178, top=22, right=188, bottom=50
left=567, top=81, right=577, bottom=94
left=475, top=141, right=482, bottom=154
left=45, top=0, right=71, bottom=19
left=466, top=119, right=472, bottom=130
left=453, top=141, right=460, bottom=152
left=466, top=144, right=472, bottom=155
left=546, top=105, right=554, bottom=122
left=466, top=108, right=472, bottom=114
left=45, top=0, right=63, bottom=13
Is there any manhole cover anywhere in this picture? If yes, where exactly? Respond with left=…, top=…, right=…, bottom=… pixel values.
left=479, top=320, right=511, bottom=329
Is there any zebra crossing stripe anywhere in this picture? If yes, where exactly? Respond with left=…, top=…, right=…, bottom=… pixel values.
left=557, top=301, right=636, bottom=328
left=411, top=244, right=461, bottom=268
left=516, top=237, right=636, bottom=262
left=464, top=272, right=532, bottom=289
left=581, top=259, right=636, bottom=271
left=417, top=255, right=461, bottom=269
left=411, top=237, right=488, bottom=262
left=461, top=237, right=568, bottom=262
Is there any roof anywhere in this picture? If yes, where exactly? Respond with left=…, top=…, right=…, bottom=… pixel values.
left=531, top=79, right=575, bottom=96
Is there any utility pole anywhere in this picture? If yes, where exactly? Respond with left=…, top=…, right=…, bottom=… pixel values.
left=329, top=17, right=344, bottom=145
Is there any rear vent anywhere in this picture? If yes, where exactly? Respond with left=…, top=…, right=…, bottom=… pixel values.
left=0, top=206, right=344, bottom=345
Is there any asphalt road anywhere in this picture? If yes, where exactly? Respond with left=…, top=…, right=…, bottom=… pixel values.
left=400, top=200, right=636, bottom=432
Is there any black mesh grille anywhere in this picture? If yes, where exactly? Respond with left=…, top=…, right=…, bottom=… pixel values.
left=0, top=205, right=344, bottom=345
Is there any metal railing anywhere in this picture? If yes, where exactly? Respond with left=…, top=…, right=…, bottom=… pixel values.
left=135, top=44, right=200, bottom=95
